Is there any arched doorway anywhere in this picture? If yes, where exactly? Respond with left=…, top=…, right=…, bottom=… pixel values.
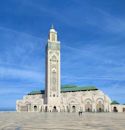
left=34, top=106, right=37, bottom=111
left=113, top=106, right=118, bottom=112
left=72, top=106, right=76, bottom=112
left=96, top=101, right=104, bottom=112
left=85, top=101, right=92, bottom=112
left=45, top=106, right=48, bottom=112
left=68, top=97, right=79, bottom=112
left=53, top=106, right=57, bottom=112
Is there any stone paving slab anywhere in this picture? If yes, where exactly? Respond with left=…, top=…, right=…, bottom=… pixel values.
left=0, top=112, right=125, bottom=130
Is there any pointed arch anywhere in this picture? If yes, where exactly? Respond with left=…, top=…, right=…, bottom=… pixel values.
left=51, top=55, right=57, bottom=61
left=96, top=98, right=104, bottom=112
left=85, top=98, right=92, bottom=112
left=68, top=97, right=79, bottom=105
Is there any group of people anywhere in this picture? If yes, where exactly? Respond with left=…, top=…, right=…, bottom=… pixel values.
left=78, top=111, right=83, bottom=116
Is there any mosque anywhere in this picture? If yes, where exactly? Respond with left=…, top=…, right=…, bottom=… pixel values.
left=16, top=26, right=125, bottom=113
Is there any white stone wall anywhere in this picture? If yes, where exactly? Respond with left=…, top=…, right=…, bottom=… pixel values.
left=111, top=105, right=125, bottom=112
left=16, top=94, right=45, bottom=112
left=16, top=90, right=114, bottom=112
left=59, top=90, right=111, bottom=112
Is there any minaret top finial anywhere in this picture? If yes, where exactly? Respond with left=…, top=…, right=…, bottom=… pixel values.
left=50, top=24, right=56, bottom=33
left=51, top=24, right=54, bottom=29
left=49, top=24, right=58, bottom=42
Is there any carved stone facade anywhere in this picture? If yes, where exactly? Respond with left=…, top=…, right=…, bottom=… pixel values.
left=17, top=89, right=112, bottom=112
left=16, top=26, right=125, bottom=112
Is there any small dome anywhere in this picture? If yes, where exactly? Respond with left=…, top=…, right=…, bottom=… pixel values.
left=50, top=24, right=57, bottom=33
left=50, top=28, right=56, bottom=33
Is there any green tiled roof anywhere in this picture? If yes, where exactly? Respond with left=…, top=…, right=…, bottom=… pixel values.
left=27, top=85, right=98, bottom=95
left=111, top=100, right=120, bottom=105
left=28, top=90, right=44, bottom=95
left=61, top=85, right=98, bottom=92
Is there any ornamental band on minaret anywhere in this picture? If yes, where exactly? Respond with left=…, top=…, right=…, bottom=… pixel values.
left=16, top=26, right=125, bottom=113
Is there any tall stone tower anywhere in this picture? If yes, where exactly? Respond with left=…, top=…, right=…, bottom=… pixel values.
left=45, top=25, right=61, bottom=107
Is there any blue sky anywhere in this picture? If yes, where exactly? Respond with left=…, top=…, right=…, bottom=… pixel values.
left=0, top=0, right=125, bottom=108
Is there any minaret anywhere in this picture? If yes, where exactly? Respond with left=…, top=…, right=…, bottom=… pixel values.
left=45, top=25, right=61, bottom=107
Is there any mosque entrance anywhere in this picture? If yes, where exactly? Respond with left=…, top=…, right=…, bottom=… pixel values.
left=72, top=106, right=76, bottom=112
left=96, top=101, right=104, bottom=112
left=123, top=108, right=125, bottom=112
left=113, top=107, right=118, bottom=112
left=68, top=98, right=79, bottom=112
left=34, top=106, right=37, bottom=111
left=85, top=102, right=92, bottom=112
left=53, top=106, right=57, bottom=112
left=99, top=108, right=102, bottom=112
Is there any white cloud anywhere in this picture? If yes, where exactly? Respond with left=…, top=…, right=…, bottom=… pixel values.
left=0, top=66, right=44, bottom=82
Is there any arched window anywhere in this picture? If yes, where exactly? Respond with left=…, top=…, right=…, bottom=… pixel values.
left=52, top=33, right=55, bottom=41
left=51, top=55, right=57, bottom=62
left=52, top=70, right=56, bottom=85
left=51, top=69, right=57, bottom=91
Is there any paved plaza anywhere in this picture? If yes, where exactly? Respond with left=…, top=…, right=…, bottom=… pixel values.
left=0, top=112, right=125, bottom=130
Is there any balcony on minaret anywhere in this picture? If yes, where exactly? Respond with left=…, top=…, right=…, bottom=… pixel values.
left=48, top=25, right=58, bottom=43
